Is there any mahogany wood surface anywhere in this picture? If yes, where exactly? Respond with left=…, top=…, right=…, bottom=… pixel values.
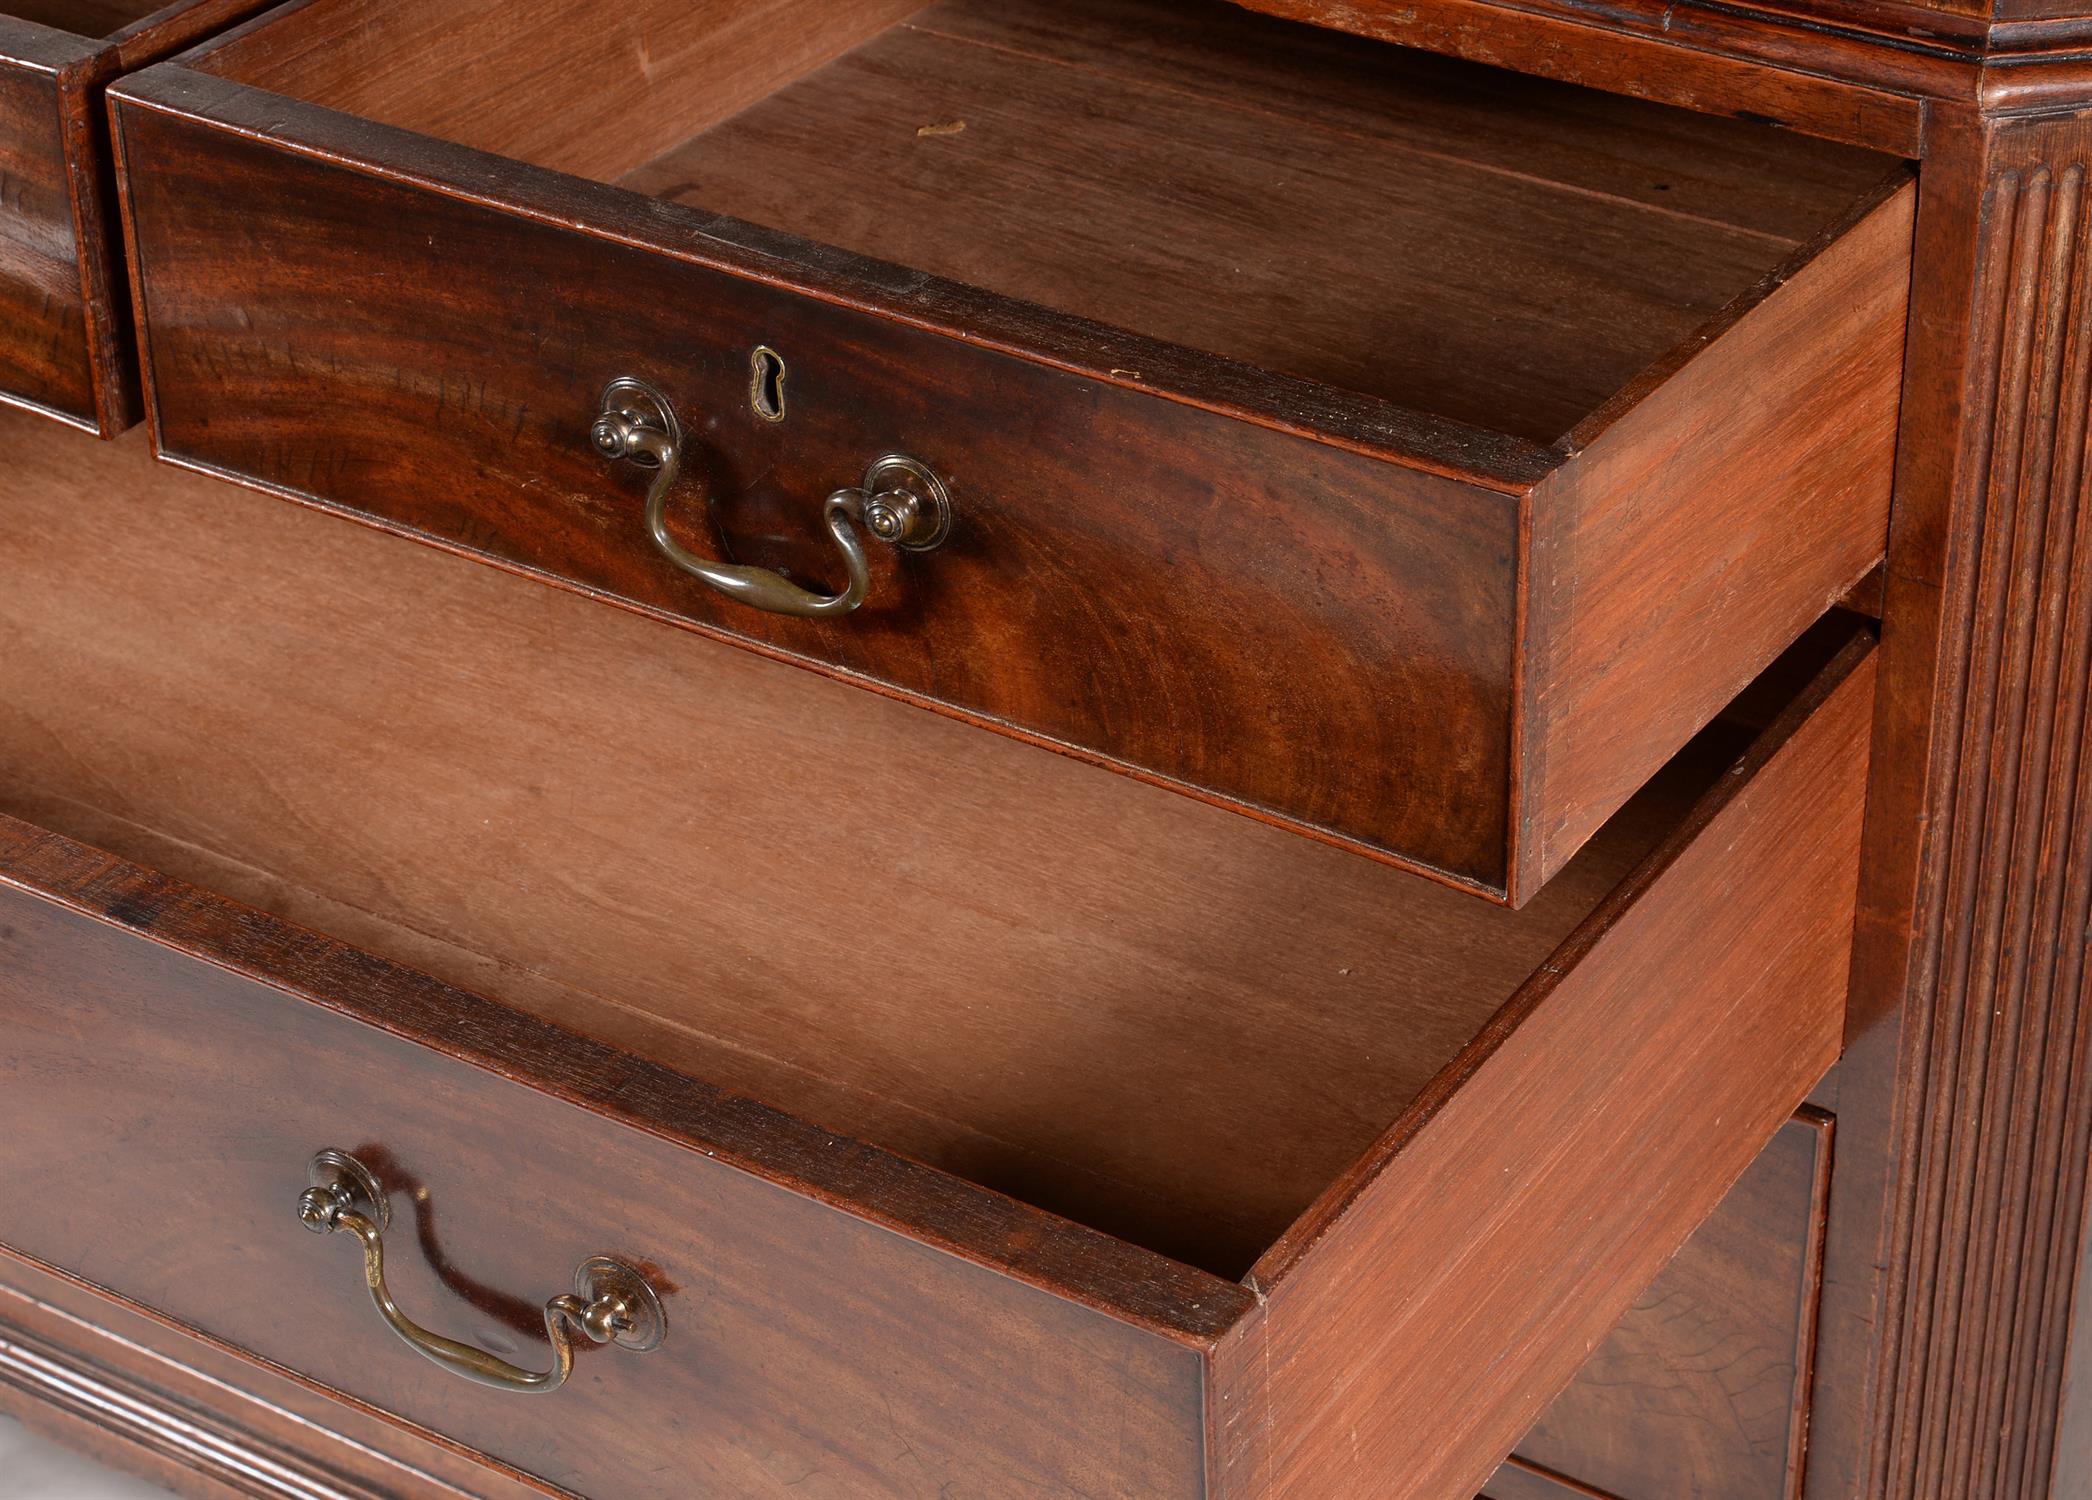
left=110, top=3, right=1907, bottom=901
left=0, top=823, right=1228, bottom=1500
left=613, top=0, right=1892, bottom=445
left=0, top=1112, right=1840, bottom=1497
left=1133, top=15, right=2092, bottom=1500
left=112, top=80, right=1532, bottom=898
left=1517, top=179, right=1910, bottom=887
left=0, top=51, right=88, bottom=424
left=1483, top=1462, right=1624, bottom=1500
left=1493, top=1112, right=1836, bottom=1500
left=2, top=2, right=167, bottom=36
left=195, top=0, right=933, bottom=185
left=1215, top=0, right=2092, bottom=153
left=0, top=409, right=1872, bottom=1497
left=0, top=0, right=268, bottom=435
left=32, top=0, right=2092, bottom=1498
left=0, top=1112, right=1840, bottom=1500
left=1207, top=643, right=1873, bottom=1499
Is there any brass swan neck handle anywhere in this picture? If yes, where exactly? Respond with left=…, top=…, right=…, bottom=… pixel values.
left=297, top=1149, right=665, bottom=1396
left=591, top=377, right=951, bottom=619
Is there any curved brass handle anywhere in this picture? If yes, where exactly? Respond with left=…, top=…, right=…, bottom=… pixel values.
left=591, top=377, right=951, bottom=619
left=296, top=1150, right=665, bottom=1396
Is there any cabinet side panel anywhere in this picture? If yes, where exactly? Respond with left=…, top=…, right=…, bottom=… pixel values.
left=1823, top=108, right=2092, bottom=1500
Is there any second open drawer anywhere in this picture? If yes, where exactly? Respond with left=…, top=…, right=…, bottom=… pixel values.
left=107, top=0, right=1908, bottom=904
left=0, top=409, right=1870, bottom=1498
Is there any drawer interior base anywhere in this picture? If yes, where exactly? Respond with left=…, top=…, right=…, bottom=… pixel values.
left=2, top=411, right=1755, bottom=1279
left=194, top=0, right=1904, bottom=445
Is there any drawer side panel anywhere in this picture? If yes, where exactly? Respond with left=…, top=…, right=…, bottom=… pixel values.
left=1217, top=645, right=1874, bottom=1500
left=1518, top=180, right=1911, bottom=893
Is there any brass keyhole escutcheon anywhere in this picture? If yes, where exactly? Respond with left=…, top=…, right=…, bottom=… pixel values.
left=750, top=347, right=787, bottom=422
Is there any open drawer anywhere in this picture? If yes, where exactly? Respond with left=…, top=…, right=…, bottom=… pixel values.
left=106, top=0, right=1908, bottom=904
left=0, top=0, right=265, bottom=433
left=0, top=411, right=1872, bottom=1497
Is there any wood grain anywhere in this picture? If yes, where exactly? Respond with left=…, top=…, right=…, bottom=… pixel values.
left=1214, top=0, right=1984, bottom=155
left=616, top=0, right=1894, bottom=444
left=0, top=1253, right=549, bottom=1500
left=0, top=409, right=1873, bottom=1498
left=42, top=6, right=2092, bottom=1500
left=0, top=830, right=1224, bottom=1500
left=1210, top=640, right=1874, bottom=1500
left=1517, top=178, right=1911, bottom=891
left=0, top=47, right=97, bottom=428
left=1483, top=1460, right=1627, bottom=1500
left=0, top=651, right=1874, bottom=1500
left=1, top=2, right=166, bottom=38
left=1497, top=1112, right=1834, bottom=1500
left=902, top=0, right=1900, bottom=240
left=194, top=0, right=933, bottom=184
left=112, top=84, right=1534, bottom=895
left=0, top=1310, right=395, bottom=1500
left=1817, top=106, right=2092, bottom=1500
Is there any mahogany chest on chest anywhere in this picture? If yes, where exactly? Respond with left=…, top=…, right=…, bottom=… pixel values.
left=1, top=2, right=2086, bottom=1499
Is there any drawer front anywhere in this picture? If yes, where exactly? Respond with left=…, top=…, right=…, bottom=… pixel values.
left=0, top=825, right=1226, bottom=1500
left=0, top=5, right=273, bottom=435
left=0, top=47, right=100, bottom=429
left=113, top=83, right=1531, bottom=896
left=1488, top=1111, right=1832, bottom=1500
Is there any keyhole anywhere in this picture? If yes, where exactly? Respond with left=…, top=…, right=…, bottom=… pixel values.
left=750, top=347, right=787, bottom=422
